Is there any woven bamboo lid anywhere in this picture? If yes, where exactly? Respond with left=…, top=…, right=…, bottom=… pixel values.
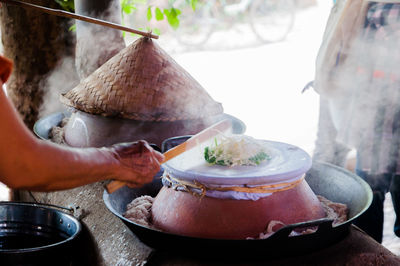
left=60, top=37, right=223, bottom=121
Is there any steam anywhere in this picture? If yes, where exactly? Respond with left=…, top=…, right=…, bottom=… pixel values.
left=317, top=20, right=400, bottom=174
left=328, top=32, right=398, bottom=143
left=38, top=57, right=79, bottom=118
left=39, top=0, right=126, bottom=118
left=75, top=0, right=126, bottom=79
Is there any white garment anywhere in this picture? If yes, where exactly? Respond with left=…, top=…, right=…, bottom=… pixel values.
left=314, top=1, right=400, bottom=174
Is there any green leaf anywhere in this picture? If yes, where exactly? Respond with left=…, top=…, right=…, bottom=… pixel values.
left=121, top=0, right=128, bottom=13
left=164, top=8, right=181, bottom=30
left=121, top=0, right=140, bottom=15
left=68, top=23, right=76, bottom=32
left=155, top=7, right=164, bottom=21
left=204, top=147, right=210, bottom=162
left=216, top=160, right=226, bottom=166
left=249, top=152, right=270, bottom=165
left=147, top=6, right=152, bottom=21
left=173, top=7, right=182, bottom=16
left=153, top=28, right=161, bottom=35
left=190, top=0, right=198, bottom=11
left=204, top=146, right=224, bottom=165
left=122, top=5, right=132, bottom=14
left=121, top=0, right=145, bottom=7
left=54, top=0, right=74, bottom=12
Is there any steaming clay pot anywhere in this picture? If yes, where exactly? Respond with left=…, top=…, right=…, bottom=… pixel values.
left=151, top=140, right=326, bottom=239
left=64, top=110, right=243, bottom=148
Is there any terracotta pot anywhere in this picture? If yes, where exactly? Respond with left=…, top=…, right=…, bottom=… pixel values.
left=151, top=139, right=325, bottom=239
left=151, top=180, right=325, bottom=239
left=64, top=110, right=244, bottom=148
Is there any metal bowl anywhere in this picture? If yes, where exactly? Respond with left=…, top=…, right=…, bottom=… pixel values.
left=0, top=202, right=82, bottom=265
left=34, top=111, right=71, bottom=140
left=103, top=161, right=372, bottom=258
left=34, top=111, right=246, bottom=150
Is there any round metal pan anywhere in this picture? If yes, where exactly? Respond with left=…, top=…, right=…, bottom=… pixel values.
left=103, top=161, right=372, bottom=258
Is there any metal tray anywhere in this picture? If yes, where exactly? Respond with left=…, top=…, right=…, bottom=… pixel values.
left=103, top=161, right=372, bottom=258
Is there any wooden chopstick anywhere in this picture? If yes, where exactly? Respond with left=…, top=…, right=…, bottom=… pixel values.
left=1, top=0, right=159, bottom=39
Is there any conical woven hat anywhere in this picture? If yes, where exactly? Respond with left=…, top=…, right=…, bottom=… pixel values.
left=60, top=37, right=223, bottom=121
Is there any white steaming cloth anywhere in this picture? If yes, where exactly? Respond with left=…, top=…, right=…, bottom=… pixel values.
left=161, top=173, right=304, bottom=201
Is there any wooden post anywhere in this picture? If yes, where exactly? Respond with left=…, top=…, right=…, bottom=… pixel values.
left=74, top=0, right=126, bottom=79
left=0, top=0, right=76, bottom=128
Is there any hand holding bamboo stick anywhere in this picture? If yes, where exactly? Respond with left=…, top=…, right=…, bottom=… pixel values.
left=106, top=119, right=233, bottom=193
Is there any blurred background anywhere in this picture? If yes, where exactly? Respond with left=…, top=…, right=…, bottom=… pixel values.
left=124, top=0, right=327, bottom=154
left=1, top=0, right=399, bottom=255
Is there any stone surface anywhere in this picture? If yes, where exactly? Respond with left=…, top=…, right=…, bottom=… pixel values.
left=19, top=186, right=400, bottom=266
left=145, top=226, right=400, bottom=266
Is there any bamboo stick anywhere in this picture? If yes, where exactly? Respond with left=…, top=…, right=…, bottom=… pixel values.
left=1, top=0, right=159, bottom=39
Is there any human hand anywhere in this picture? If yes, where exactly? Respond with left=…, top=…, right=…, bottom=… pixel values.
left=110, top=140, right=164, bottom=187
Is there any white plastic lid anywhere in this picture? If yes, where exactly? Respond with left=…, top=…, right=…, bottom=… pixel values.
left=163, top=140, right=311, bottom=186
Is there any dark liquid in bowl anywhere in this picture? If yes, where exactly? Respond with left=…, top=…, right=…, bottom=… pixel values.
left=0, top=234, right=66, bottom=249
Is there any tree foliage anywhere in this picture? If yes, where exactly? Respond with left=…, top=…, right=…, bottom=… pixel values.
left=55, top=0, right=198, bottom=35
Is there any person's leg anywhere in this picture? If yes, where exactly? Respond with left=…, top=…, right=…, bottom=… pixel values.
left=353, top=169, right=391, bottom=243
left=390, top=174, right=400, bottom=237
